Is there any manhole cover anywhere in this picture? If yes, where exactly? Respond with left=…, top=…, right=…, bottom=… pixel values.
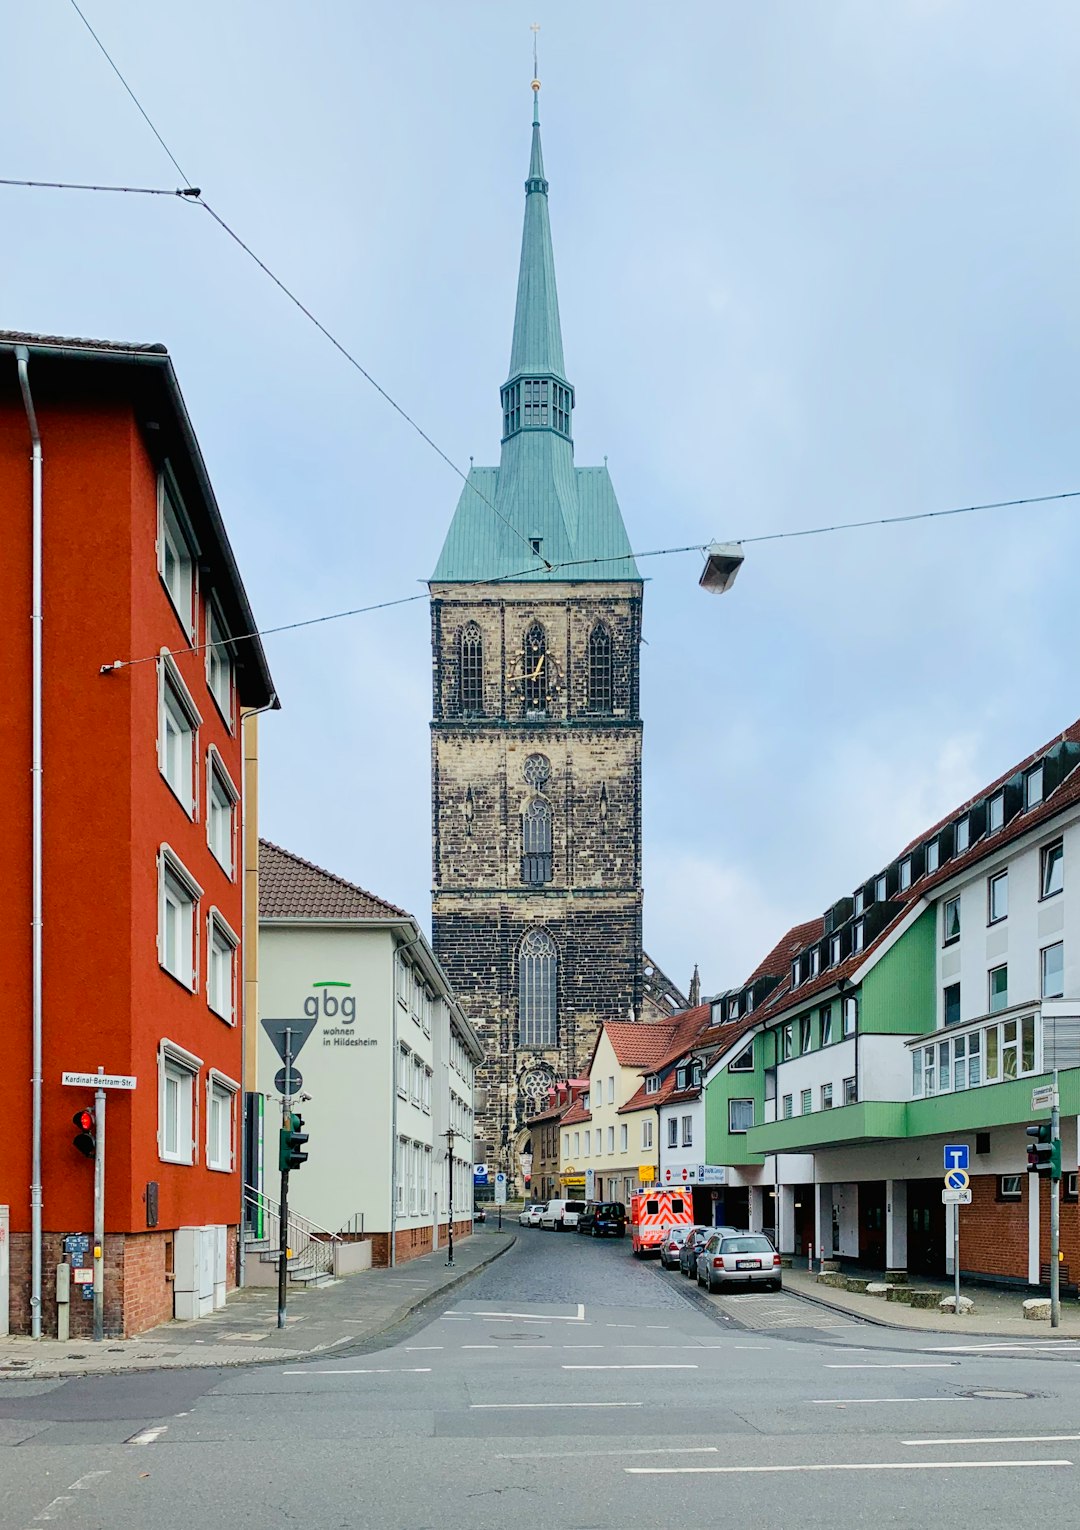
left=964, top=1389, right=1033, bottom=1400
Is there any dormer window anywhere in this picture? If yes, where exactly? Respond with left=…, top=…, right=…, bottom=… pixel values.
left=829, top=934, right=842, bottom=966
left=791, top=958, right=802, bottom=988
left=988, top=791, right=1005, bottom=833
left=809, top=947, right=821, bottom=977
left=926, top=838, right=940, bottom=875
left=955, top=815, right=970, bottom=853
left=852, top=919, right=865, bottom=953
left=676, top=1066, right=688, bottom=1090
left=530, top=537, right=543, bottom=556
left=644, top=1074, right=661, bottom=1095
left=691, top=1060, right=702, bottom=1086
left=1026, top=765, right=1044, bottom=810
left=874, top=873, right=887, bottom=903
left=728, top=998, right=740, bottom=1021
left=899, top=857, right=912, bottom=892
left=745, top=991, right=755, bottom=1013
left=853, top=889, right=865, bottom=917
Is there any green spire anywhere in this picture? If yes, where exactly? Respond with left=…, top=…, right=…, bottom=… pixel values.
left=505, top=88, right=567, bottom=390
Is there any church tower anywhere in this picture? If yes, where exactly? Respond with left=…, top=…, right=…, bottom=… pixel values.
left=430, top=87, right=643, bottom=1177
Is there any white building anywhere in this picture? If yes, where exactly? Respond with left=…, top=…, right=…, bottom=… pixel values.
left=255, top=841, right=484, bottom=1267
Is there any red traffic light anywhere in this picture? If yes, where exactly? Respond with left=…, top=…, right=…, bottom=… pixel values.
left=72, top=1106, right=96, bottom=1158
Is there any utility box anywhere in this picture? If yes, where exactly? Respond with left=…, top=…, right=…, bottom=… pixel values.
left=174, top=1226, right=216, bottom=1320
left=213, top=1224, right=227, bottom=1311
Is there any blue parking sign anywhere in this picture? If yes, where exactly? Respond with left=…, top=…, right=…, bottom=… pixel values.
left=944, top=1143, right=969, bottom=1171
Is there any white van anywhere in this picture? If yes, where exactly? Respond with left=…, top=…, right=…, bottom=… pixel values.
left=540, top=1199, right=586, bottom=1231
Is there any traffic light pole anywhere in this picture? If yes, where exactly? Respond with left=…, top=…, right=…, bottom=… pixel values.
left=277, top=1028, right=292, bottom=1331
left=93, top=1074, right=105, bottom=1343
left=1051, top=1070, right=1061, bottom=1329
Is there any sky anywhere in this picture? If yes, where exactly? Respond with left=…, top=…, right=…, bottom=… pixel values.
left=4, top=2, right=1080, bottom=999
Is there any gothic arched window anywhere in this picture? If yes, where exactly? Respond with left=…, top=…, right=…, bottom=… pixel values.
left=523, top=623, right=547, bottom=712
left=518, top=928, right=557, bottom=1048
left=521, top=797, right=553, bottom=885
left=459, top=623, right=483, bottom=714
left=587, top=622, right=613, bottom=713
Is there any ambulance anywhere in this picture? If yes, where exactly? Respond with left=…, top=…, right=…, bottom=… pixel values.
left=629, top=1188, right=693, bottom=1255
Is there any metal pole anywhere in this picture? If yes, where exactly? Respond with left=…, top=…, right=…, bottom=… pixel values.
left=93, top=1074, right=105, bottom=1342
left=953, top=1203, right=960, bottom=1317
left=446, top=1126, right=455, bottom=1268
left=277, top=1028, right=292, bottom=1331
left=1051, top=1067, right=1061, bottom=1329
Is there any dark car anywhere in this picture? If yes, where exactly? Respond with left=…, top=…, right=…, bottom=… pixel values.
left=679, top=1224, right=741, bottom=1278
left=576, top=1201, right=627, bottom=1238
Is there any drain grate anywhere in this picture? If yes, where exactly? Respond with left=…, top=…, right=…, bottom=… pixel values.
left=964, top=1389, right=1034, bottom=1400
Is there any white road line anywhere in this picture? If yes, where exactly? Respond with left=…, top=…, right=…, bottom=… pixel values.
left=470, top=1401, right=645, bottom=1410
left=496, top=1447, right=720, bottom=1460
left=404, top=1346, right=444, bottom=1351
left=562, top=1363, right=698, bottom=1371
left=627, top=1459, right=1073, bottom=1476
left=126, top=1426, right=167, bottom=1446
left=734, top=1346, right=768, bottom=1350
left=825, top=1363, right=958, bottom=1370
left=813, top=1397, right=969, bottom=1406
left=283, top=1367, right=432, bottom=1375
left=904, top=1434, right=1080, bottom=1447
left=514, top=1344, right=552, bottom=1349
left=563, top=1344, right=604, bottom=1349
left=34, top=1498, right=74, bottom=1520
left=924, top=1343, right=1080, bottom=1353
left=447, top=1309, right=587, bottom=1323
left=461, top=1345, right=498, bottom=1350
left=68, top=1473, right=109, bottom=1491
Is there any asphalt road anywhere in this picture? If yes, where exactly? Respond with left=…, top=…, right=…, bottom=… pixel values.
left=3, top=1228, right=1080, bottom=1530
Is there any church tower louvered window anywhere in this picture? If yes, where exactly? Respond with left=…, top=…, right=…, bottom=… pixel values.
left=587, top=622, right=613, bottom=713
left=523, top=623, right=548, bottom=712
left=518, top=928, right=558, bottom=1047
left=522, top=796, right=553, bottom=885
left=459, top=622, right=483, bottom=714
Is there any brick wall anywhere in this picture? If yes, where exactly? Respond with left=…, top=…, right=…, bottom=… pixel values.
left=960, top=1174, right=1031, bottom=1282
left=363, top=1222, right=473, bottom=1269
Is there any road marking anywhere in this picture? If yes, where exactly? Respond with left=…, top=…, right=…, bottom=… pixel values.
left=68, top=1473, right=109, bottom=1491
left=34, top=1498, right=74, bottom=1520
left=470, top=1401, right=645, bottom=1410
left=627, top=1459, right=1073, bottom=1476
left=813, top=1397, right=969, bottom=1406
left=825, top=1363, right=958, bottom=1370
left=903, top=1434, right=1080, bottom=1447
left=447, top=1308, right=587, bottom=1323
left=924, top=1343, right=1080, bottom=1353
left=404, top=1346, right=444, bottom=1351
left=461, top=1345, right=498, bottom=1350
left=126, top=1426, right=167, bottom=1445
left=562, top=1363, right=698, bottom=1371
left=513, top=1344, right=552, bottom=1349
left=734, top=1345, right=768, bottom=1350
left=563, top=1344, right=604, bottom=1349
left=283, top=1367, right=432, bottom=1375
left=496, top=1447, right=719, bottom=1460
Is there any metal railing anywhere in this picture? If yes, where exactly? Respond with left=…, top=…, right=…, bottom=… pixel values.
left=243, top=1185, right=343, bottom=1281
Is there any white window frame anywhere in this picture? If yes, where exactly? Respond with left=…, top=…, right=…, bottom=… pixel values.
left=158, top=650, right=201, bottom=818
left=158, top=467, right=198, bottom=637
left=206, top=1068, right=239, bottom=1172
left=641, top=1118, right=654, bottom=1151
left=821, top=1081, right=833, bottom=1110
left=988, top=791, right=1005, bottom=833
left=820, top=1006, right=833, bottom=1047
left=619, top=1123, right=628, bottom=1152
left=926, top=838, right=940, bottom=874
left=207, top=907, right=239, bottom=1023
left=681, top=1114, right=693, bottom=1147
left=158, top=1038, right=202, bottom=1164
left=607, top=1125, right=614, bottom=1153
left=205, top=600, right=235, bottom=729
left=800, top=1087, right=812, bottom=1115
left=943, top=895, right=961, bottom=945
left=1026, top=765, right=1044, bottom=810
left=874, top=873, right=887, bottom=902
left=782, top=1093, right=793, bottom=1119
left=1042, top=839, right=1064, bottom=899
left=899, top=857, right=912, bottom=891
left=206, top=747, right=239, bottom=877
left=999, top=1173, right=1023, bottom=1200
left=988, top=869, right=1008, bottom=925
left=1042, top=942, right=1065, bottom=1000
left=729, top=1042, right=754, bottom=1072
left=645, top=1074, right=661, bottom=1095
left=397, top=1045, right=409, bottom=1099
left=158, top=845, right=202, bottom=991
left=667, top=1116, right=678, bottom=1148
left=955, top=815, right=971, bottom=853
left=729, top=1097, right=754, bottom=1133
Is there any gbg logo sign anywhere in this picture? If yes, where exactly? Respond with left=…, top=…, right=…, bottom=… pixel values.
left=305, top=980, right=356, bottom=1023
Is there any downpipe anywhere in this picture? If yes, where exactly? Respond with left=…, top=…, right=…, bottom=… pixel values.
left=16, top=346, right=43, bottom=1339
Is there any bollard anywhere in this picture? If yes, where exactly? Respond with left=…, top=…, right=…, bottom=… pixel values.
left=56, top=1261, right=70, bottom=1342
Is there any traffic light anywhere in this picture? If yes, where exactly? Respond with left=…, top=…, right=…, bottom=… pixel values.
left=1026, top=1122, right=1060, bottom=1178
left=279, top=1111, right=309, bottom=1173
left=72, top=1106, right=96, bottom=1158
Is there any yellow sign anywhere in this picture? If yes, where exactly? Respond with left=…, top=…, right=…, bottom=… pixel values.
left=561, top=1175, right=585, bottom=1189
left=638, top=1165, right=656, bottom=1183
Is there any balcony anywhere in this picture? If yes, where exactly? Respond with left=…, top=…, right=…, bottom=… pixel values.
left=745, top=1101, right=907, bottom=1155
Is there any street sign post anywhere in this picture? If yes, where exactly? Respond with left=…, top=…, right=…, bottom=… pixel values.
left=584, top=1168, right=594, bottom=1200
left=494, top=1172, right=507, bottom=1205
left=942, top=1168, right=971, bottom=1314
left=62, top=1068, right=137, bottom=1341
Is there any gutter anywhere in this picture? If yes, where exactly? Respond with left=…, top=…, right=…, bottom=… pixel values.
left=15, top=346, right=43, bottom=1339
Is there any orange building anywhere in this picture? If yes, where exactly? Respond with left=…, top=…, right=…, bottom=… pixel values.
left=0, top=332, right=277, bottom=1337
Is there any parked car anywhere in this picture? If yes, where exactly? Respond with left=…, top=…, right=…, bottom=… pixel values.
left=658, top=1225, right=692, bottom=1269
left=518, top=1202, right=545, bottom=1227
left=576, top=1202, right=627, bottom=1238
left=540, top=1198, right=586, bottom=1231
left=473, top=1205, right=487, bottom=1224
left=696, top=1231, right=782, bottom=1293
left=679, top=1225, right=726, bottom=1278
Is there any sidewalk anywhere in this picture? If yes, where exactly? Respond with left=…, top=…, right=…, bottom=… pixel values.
left=785, top=1265, right=1080, bottom=1338
left=0, top=1228, right=514, bottom=1381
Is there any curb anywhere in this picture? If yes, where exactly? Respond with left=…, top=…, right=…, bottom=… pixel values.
left=0, top=1233, right=517, bottom=1383
left=783, top=1279, right=1071, bottom=1340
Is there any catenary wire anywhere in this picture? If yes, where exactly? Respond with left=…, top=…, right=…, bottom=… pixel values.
left=98, top=488, right=1076, bottom=674
left=60, top=0, right=552, bottom=573
left=0, top=177, right=199, bottom=197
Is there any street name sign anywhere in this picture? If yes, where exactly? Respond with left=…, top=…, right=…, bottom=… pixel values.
left=1031, top=1084, right=1057, bottom=1111
left=944, top=1144, right=969, bottom=1171
left=61, top=1072, right=136, bottom=1090
left=942, top=1188, right=973, bottom=1205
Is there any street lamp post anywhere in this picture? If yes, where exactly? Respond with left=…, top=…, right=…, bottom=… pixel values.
left=444, top=1125, right=457, bottom=1267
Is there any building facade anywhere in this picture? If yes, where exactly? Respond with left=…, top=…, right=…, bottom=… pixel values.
left=256, top=842, right=484, bottom=1267
left=1, top=331, right=277, bottom=1337
left=429, top=91, right=645, bottom=1178
left=701, top=722, right=1080, bottom=1291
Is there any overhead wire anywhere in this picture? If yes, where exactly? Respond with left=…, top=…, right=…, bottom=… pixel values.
left=62, top=0, right=552, bottom=573
left=99, top=488, right=1076, bottom=673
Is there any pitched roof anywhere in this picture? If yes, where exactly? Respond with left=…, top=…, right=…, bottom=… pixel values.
left=560, top=1097, right=592, bottom=1126
left=749, top=718, right=1080, bottom=1027
left=746, top=919, right=824, bottom=985
left=259, top=840, right=410, bottom=922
